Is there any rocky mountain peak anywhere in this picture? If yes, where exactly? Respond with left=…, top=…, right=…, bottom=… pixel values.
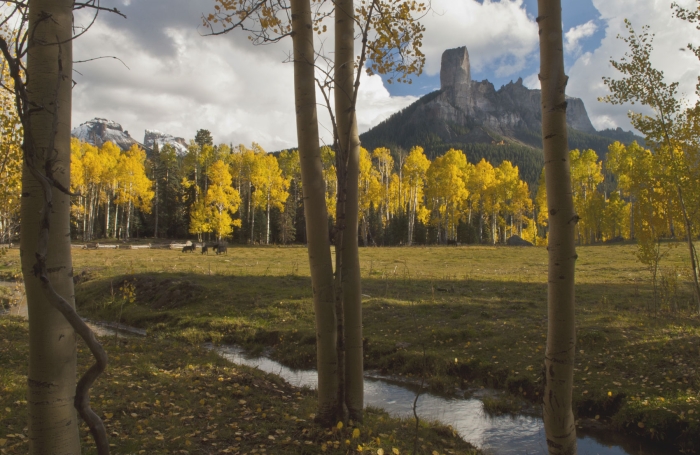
left=440, top=46, right=471, bottom=90
left=71, top=118, right=143, bottom=152
left=144, top=130, right=189, bottom=157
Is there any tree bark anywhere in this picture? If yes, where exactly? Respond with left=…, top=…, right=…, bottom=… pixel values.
left=538, top=1, right=578, bottom=454
left=23, top=1, right=81, bottom=453
left=290, top=0, right=339, bottom=424
left=335, top=0, right=363, bottom=422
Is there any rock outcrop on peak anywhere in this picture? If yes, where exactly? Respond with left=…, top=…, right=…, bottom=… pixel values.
left=71, top=118, right=143, bottom=152
left=144, top=130, right=189, bottom=157
left=440, top=46, right=471, bottom=90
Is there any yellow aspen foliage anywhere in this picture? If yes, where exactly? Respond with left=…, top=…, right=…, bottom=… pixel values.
left=250, top=150, right=289, bottom=244
left=373, top=147, right=394, bottom=225
left=206, top=160, right=242, bottom=240
left=358, top=147, right=381, bottom=245
left=469, top=159, right=497, bottom=243
left=535, top=168, right=548, bottom=229
left=0, top=80, right=22, bottom=244
left=569, top=149, right=605, bottom=244
left=321, top=146, right=337, bottom=221
left=425, top=149, right=470, bottom=242
left=115, top=145, right=155, bottom=214
left=189, top=198, right=211, bottom=239
left=402, top=146, right=430, bottom=245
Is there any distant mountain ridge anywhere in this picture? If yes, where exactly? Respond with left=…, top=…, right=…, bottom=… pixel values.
left=143, top=130, right=189, bottom=156
left=360, top=46, right=644, bottom=186
left=72, top=118, right=189, bottom=157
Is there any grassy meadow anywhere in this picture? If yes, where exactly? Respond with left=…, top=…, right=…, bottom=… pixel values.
left=0, top=318, right=474, bottom=455
left=2, top=242, right=700, bottom=451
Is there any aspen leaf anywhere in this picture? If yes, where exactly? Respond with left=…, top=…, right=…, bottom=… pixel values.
left=0, top=439, right=6, bottom=447
left=337, top=421, right=343, bottom=430
left=377, top=449, right=384, bottom=455
left=392, top=448, right=400, bottom=455
left=352, top=428, right=360, bottom=439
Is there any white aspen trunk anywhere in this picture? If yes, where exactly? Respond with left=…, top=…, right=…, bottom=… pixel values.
left=82, top=192, right=87, bottom=240
left=266, top=192, right=270, bottom=245
left=290, top=0, right=339, bottom=424
left=125, top=199, right=132, bottom=240
left=104, top=197, right=110, bottom=238
left=23, top=1, right=81, bottom=452
left=250, top=202, right=255, bottom=244
left=492, top=211, right=497, bottom=245
left=335, top=0, right=363, bottom=421
left=113, top=203, right=119, bottom=239
left=154, top=174, right=159, bottom=238
left=538, top=1, right=578, bottom=453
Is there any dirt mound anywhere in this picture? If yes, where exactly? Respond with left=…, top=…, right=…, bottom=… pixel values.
left=123, top=276, right=205, bottom=309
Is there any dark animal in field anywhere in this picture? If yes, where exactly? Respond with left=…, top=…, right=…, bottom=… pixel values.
left=201, top=245, right=209, bottom=255
left=506, top=235, right=533, bottom=246
left=215, top=244, right=227, bottom=255
left=182, top=245, right=195, bottom=253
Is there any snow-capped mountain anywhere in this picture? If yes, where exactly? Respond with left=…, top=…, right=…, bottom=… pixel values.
left=71, top=118, right=144, bottom=152
left=143, top=130, right=189, bottom=157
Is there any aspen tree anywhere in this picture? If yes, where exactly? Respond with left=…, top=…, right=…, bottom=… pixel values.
left=206, top=0, right=426, bottom=423
left=22, top=1, right=83, bottom=451
left=402, top=146, right=430, bottom=245
left=537, top=1, right=578, bottom=453
left=250, top=152, right=289, bottom=244
left=206, top=160, right=242, bottom=241
left=0, top=64, right=21, bottom=245
left=290, top=0, right=340, bottom=423
left=601, top=17, right=700, bottom=312
left=358, top=147, right=381, bottom=246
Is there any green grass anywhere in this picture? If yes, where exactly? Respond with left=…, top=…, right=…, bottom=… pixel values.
left=2, top=242, right=700, bottom=451
left=0, top=317, right=477, bottom=454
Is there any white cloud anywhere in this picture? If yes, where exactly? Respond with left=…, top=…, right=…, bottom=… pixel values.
left=71, top=0, right=416, bottom=151
left=421, top=0, right=538, bottom=81
left=565, top=20, right=598, bottom=56
left=567, top=0, right=700, bottom=132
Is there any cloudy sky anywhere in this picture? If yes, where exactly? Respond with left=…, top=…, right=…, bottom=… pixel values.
left=71, top=0, right=700, bottom=151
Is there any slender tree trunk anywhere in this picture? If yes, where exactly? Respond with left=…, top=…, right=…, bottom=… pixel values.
left=126, top=199, right=132, bottom=240
left=251, top=203, right=255, bottom=244
left=674, top=185, right=700, bottom=312
left=335, top=0, right=363, bottom=421
left=266, top=194, right=270, bottom=245
left=290, top=0, right=339, bottom=424
left=113, top=203, right=119, bottom=239
left=22, top=1, right=81, bottom=452
left=154, top=175, right=159, bottom=238
left=479, top=209, right=484, bottom=243
left=105, top=197, right=110, bottom=238
left=538, top=1, right=578, bottom=453
left=82, top=191, right=87, bottom=240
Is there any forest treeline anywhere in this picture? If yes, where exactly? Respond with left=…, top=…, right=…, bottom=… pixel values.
left=18, top=131, right=675, bottom=248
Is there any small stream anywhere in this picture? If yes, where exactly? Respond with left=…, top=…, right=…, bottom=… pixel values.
left=211, top=345, right=672, bottom=455
left=0, top=282, right=674, bottom=455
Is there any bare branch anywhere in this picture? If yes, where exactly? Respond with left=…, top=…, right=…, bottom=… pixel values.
left=74, top=55, right=130, bottom=70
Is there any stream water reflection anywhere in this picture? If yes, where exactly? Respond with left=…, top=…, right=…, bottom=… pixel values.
left=212, top=345, right=674, bottom=455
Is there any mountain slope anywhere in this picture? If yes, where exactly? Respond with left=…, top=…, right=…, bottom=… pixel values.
left=359, top=46, right=644, bottom=187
